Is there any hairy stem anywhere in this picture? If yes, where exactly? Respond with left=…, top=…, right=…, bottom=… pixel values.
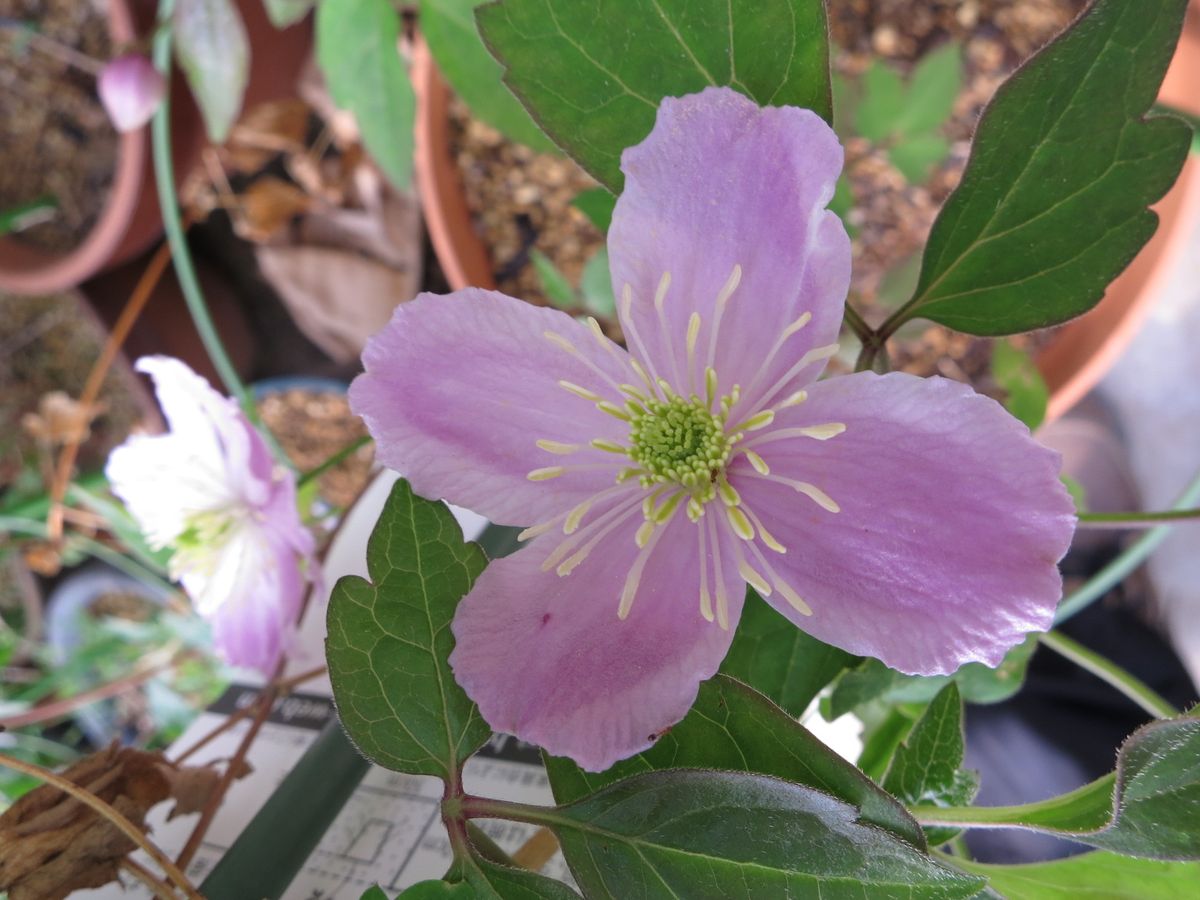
left=1056, top=465, right=1200, bottom=623
left=1076, top=507, right=1200, bottom=529
left=1040, top=630, right=1178, bottom=719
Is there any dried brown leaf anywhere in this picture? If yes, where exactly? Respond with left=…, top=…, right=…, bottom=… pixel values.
left=0, top=745, right=240, bottom=899
left=20, top=391, right=107, bottom=445
left=234, top=176, right=313, bottom=243
left=226, top=98, right=312, bottom=173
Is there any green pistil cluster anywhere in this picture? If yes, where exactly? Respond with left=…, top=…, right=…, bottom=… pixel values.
left=629, top=396, right=732, bottom=494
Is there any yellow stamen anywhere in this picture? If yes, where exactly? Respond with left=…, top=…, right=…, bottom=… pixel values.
left=726, top=505, right=755, bottom=541
left=654, top=271, right=671, bottom=311
left=536, top=439, right=580, bottom=455
left=738, top=557, right=772, bottom=596
left=597, top=401, right=631, bottom=421
left=590, top=438, right=627, bottom=454
left=781, top=390, right=808, bottom=408
left=527, top=467, right=565, bottom=481
left=542, top=330, right=578, bottom=355
left=739, top=410, right=775, bottom=432
left=559, top=380, right=601, bottom=402
left=798, top=422, right=846, bottom=441
left=744, top=450, right=769, bottom=475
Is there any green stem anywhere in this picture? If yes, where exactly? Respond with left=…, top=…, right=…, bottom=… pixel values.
left=466, top=823, right=519, bottom=867
left=1039, top=630, right=1178, bottom=719
left=149, top=2, right=255, bottom=425
left=910, top=773, right=1116, bottom=830
left=296, top=435, right=373, bottom=488
left=1056, top=465, right=1200, bottom=624
left=461, top=795, right=562, bottom=828
left=1076, top=507, right=1200, bottom=528
left=0, top=516, right=175, bottom=596
left=842, top=302, right=873, bottom=343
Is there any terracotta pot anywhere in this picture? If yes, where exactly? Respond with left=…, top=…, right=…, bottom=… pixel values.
left=0, top=0, right=312, bottom=296
left=413, top=15, right=1200, bottom=424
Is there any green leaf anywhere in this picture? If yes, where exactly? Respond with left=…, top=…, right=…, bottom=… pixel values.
left=952, top=852, right=1200, bottom=899
left=857, top=706, right=919, bottom=782
left=889, top=132, right=951, bottom=183
left=173, top=0, right=250, bottom=143
left=545, top=675, right=925, bottom=848
left=1062, top=473, right=1089, bottom=513
left=884, top=686, right=977, bottom=808
left=478, top=0, right=832, bottom=191
left=571, top=188, right=615, bottom=232
left=883, top=685, right=979, bottom=845
left=579, top=248, right=615, bottom=317
left=895, top=43, right=962, bottom=136
left=326, top=479, right=490, bottom=780
left=917, top=712, right=1200, bottom=860
left=530, top=250, right=578, bottom=309
left=263, top=0, right=313, bottom=27
left=830, top=635, right=1038, bottom=718
left=394, top=880, right=473, bottom=898
left=420, top=1, right=555, bottom=152
left=719, top=588, right=857, bottom=717
left=856, top=61, right=906, bottom=142
left=992, top=340, right=1049, bottom=430
left=894, top=0, right=1192, bottom=336
left=547, top=770, right=984, bottom=898
left=463, top=857, right=580, bottom=898
left=317, top=0, right=416, bottom=188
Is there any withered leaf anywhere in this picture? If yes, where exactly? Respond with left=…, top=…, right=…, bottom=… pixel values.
left=0, top=743, right=242, bottom=900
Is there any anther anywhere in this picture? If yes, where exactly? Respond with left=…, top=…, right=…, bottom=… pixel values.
left=744, top=450, right=769, bottom=475
left=527, top=467, right=565, bottom=481
left=536, top=440, right=580, bottom=455
left=559, top=381, right=601, bottom=402
left=590, top=438, right=627, bottom=454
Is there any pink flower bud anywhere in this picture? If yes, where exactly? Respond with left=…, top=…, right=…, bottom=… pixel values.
left=98, top=54, right=165, bottom=133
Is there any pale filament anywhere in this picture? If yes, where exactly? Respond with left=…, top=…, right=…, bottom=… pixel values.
left=740, top=470, right=840, bottom=513
left=741, top=343, right=841, bottom=421
left=697, top=519, right=714, bottom=622
left=619, top=518, right=670, bottom=619
left=706, top=512, right=731, bottom=630
left=542, top=330, right=629, bottom=398
left=541, top=490, right=645, bottom=574
left=704, top=263, right=743, bottom=378
left=738, top=423, right=846, bottom=453
left=747, top=540, right=813, bottom=616
left=738, top=311, right=814, bottom=405
left=652, top=272, right=687, bottom=391
left=620, top=285, right=667, bottom=391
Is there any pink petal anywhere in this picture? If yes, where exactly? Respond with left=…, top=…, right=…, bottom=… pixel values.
left=608, top=87, right=850, bottom=406
left=449, top=507, right=745, bottom=771
left=98, top=54, right=164, bottom=133
left=209, top=538, right=306, bottom=673
left=351, top=290, right=636, bottom=527
left=730, top=372, right=1076, bottom=675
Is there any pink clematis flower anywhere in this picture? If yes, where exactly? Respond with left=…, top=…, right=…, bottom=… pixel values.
left=351, top=87, right=1076, bottom=771
left=107, top=357, right=317, bottom=675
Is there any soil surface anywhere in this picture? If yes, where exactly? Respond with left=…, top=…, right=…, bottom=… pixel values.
left=257, top=388, right=374, bottom=510
left=448, top=0, right=1089, bottom=395
left=0, top=0, right=118, bottom=253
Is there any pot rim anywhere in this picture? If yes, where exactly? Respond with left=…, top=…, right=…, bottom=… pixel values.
left=0, top=1, right=147, bottom=295
left=413, top=20, right=1200, bottom=425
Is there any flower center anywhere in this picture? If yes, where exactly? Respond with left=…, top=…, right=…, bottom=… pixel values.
left=628, top=395, right=731, bottom=494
